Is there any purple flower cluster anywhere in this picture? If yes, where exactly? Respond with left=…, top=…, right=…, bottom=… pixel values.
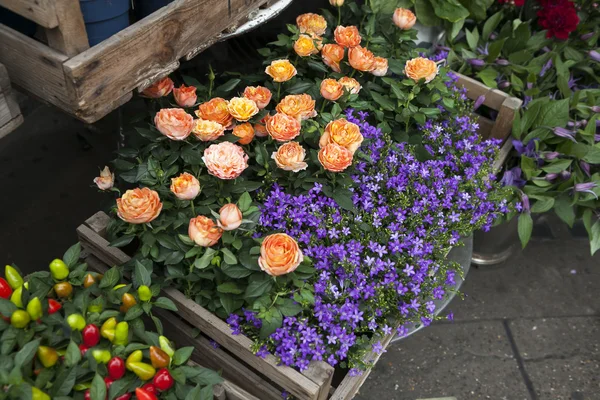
left=228, top=106, right=507, bottom=371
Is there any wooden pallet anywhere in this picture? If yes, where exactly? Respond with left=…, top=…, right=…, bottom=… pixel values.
left=78, top=212, right=396, bottom=400
left=0, top=0, right=287, bottom=123
left=0, top=63, right=23, bottom=138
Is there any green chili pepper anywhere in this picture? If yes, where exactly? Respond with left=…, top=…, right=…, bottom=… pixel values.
left=113, top=321, right=129, bottom=346
left=26, top=297, right=42, bottom=321
left=101, top=317, right=117, bottom=342
left=32, top=387, right=51, bottom=400
left=158, top=336, right=175, bottom=358
left=4, top=265, right=23, bottom=289
left=37, top=346, right=59, bottom=368
left=66, top=313, right=86, bottom=331
left=127, top=362, right=156, bottom=381
left=138, top=285, right=152, bottom=302
left=49, top=259, right=69, bottom=281
left=10, top=285, right=23, bottom=308
left=92, top=349, right=111, bottom=364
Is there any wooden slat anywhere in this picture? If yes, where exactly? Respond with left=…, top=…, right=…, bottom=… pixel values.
left=302, top=362, right=334, bottom=400
left=492, top=139, right=513, bottom=175
left=77, top=215, right=325, bottom=400
left=0, top=0, right=58, bottom=28
left=490, top=96, right=522, bottom=142
left=329, top=331, right=397, bottom=400
left=454, top=72, right=510, bottom=111
left=45, top=0, right=89, bottom=57
left=0, top=24, right=71, bottom=112
left=0, top=63, right=23, bottom=138
left=63, top=0, right=270, bottom=123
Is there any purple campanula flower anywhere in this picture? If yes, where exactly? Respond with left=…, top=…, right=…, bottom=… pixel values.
left=580, top=32, right=594, bottom=41
left=500, top=167, right=526, bottom=188
left=468, top=58, right=486, bottom=67
left=580, top=161, right=591, bottom=177
left=473, top=95, right=485, bottom=111
left=495, top=59, right=510, bottom=66
left=498, top=81, right=511, bottom=89
left=520, top=193, right=530, bottom=213
left=591, top=106, right=600, bottom=113
left=447, top=311, right=454, bottom=321
left=574, top=182, right=598, bottom=198
left=553, top=127, right=577, bottom=143
left=477, top=43, right=489, bottom=56
left=560, top=170, right=572, bottom=180
left=545, top=151, right=560, bottom=160
left=513, top=139, right=538, bottom=158
left=540, top=59, right=553, bottom=77
left=546, top=173, right=559, bottom=181
left=589, top=50, right=600, bottom=63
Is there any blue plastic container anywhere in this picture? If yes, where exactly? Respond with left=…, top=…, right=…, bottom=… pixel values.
left=79, top=0, right=131, bottom=46
left=136, top=0, right=174, bottom=18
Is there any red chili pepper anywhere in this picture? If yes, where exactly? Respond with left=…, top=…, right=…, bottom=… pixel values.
left=104, top=376, right=114, bottom=389
left=135, top=388, right=158, bottom=400
left=84, top=390, right=91, bottom=400
left=152, top=368, right=174, bottom=391
left=82, top=324, right=100, bottom=347
left=79, top=344, right=89, bottom=356
left=141, top=383, right=157, bottom=395
left=47, top=299, right=62, bottom=314
left=0, top=277, right=12, bottom=299
left=107, top=356, right=126, bottom=380
left=114, top=394, right=132, bottom=400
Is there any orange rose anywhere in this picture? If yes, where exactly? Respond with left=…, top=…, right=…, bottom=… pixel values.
left=172, top=84, right=197, bottom=107
left=117, top=188, right=162, bottom=224
left=393, top=8, right=416, bottom=30
left=94, top=166, right=114, bottom=191
left=154, top=108, right=193, bottom=140
left=254, top=115, right=271, bottom=138
left=272, top=142, right=308, bottom=172
left=296, top=13, right=327, bottom=36
left=265, top=59, right=297, bottom=83
left=334, top=25, right=361, bottom=48
left=276, top=94, right=317, bottom=121
left=348, top=46, right=376, bottom=72
left=258, top=233, right=303, bottom=276
left=320, top=78, right=344, bottom=101
left=294, top=34, right=320, bottom=57
left=404, top=57, right=439, bottom=83
left=196, top=98, right=233, bottom=128
left=188, top=216, right=222, bottom=247
left=330, top=0, right=344, bottom=5
left=320, top=118, right=363, bottom=153
left=170, top=172, right=201, bottom=200
left=266, top=113, right=302, bottom=142
left=318, top=143, right=353, bottom=172
left=192, top=119, right=225, bottom=141
left=228, top=97, right=259, bottom=122
left=141, top=76, right=174, bottom=98
left=321, top=44, right=345, bottom=73
left=233, top=123, right=255, bottom=145
left=371, top=57, right=389, bottom=77
left=202, top=142, right=249, bottom=180
left=218, top=204, right=243, bottom=231
left=339, top=77, right=362, bottom=94
left=243, top=86, right=272, bottom=109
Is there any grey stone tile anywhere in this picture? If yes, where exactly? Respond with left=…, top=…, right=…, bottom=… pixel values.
left=449, top=240, right=600, bottom=321
left=355, top=321, right=530, bottom=400
left=509, top=317, right=600, bottom=400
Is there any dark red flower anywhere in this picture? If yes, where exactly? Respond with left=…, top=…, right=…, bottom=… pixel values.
left=537, top=2, right=580, bottom=39
left=498, top=0, right=525, bottom=5
left=539, top=0, right=570, bottom=7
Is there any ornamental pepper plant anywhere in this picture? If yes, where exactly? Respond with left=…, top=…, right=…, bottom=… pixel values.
left=0, top=244, right=223, bottom=399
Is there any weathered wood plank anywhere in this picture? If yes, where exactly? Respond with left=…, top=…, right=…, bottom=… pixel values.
left=45, top=0, right=89, bottom=57
left=0, top=0, right=58, bottom=28
left=0, top=25, right=71, bottom=112
left=0, top=63, right=23, bottom=137
left=77, top=216, right=325, bottom=400
left=492, top=139, right=513, bottom=175
left=490, top=96, right=522, bottom=142
left=454, top=72, right=510, bottom=111
left=302, top=362, right=334, bottom=400
left=63, top=0, right=270, bottom=123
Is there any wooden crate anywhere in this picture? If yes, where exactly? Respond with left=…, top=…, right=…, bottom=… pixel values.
left=0, top=0, right=290, bottom=123
left=78, top=212, right=397, bottom=400
left=454, top=72, right=522, bottom=173
left=0, top=62, right=23, bottom=138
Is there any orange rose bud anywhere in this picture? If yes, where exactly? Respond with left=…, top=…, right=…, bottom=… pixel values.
left=393, top=8, right=417, bottom=30
left=233, top=123, right=255, bottom=145
left=321, top=44, right=345, bottom=73
left=320, top=118, right=363, bottom=154
left=243, top=86, right=272, bottom=109
left=170, top=172, right=200, bottom=201
left=258, top=233, right=304, bottom=276
left=334, top=25, right=361, bottom=48
left=218, top=204, right=243, bottom=231
left=202, top=142, right=249, bottom=180
left=192, top=119, right=225, bottom=141
left=371, top=57, right=389, bottom=77
left=154, top=108, right=193, bottom=141
left=117, top=188, right=163, bottom=224
left=348, top=46, right=376, bottom=72
left=188, top=216, right=222, bottom=247
left=141, top=76, right=174, bottom=98
left=404, top=57, right=439, bottom=83
left=318, top=143, right=353, bottom=172
left=228, top=97, right=259, bottom=122
left=272, top=142, right=308, bottom=172
left=296, top=13, right=327, bottom=36
left=94, top=166, right=114, bottom=190
left=196, top=98, right=233, bottom=128
left=173, top=84, right=197, bottom=108
left=294, top=34, right=319, bottom=57
left=330, top=0, right=344, bottom=5
left=339, top=77, right=362, bottom=94
left=276, top=94, right=317, bottom=121
left=320, top=79, right=344, bottom=101
left=254, top=115, right=271, bottom=138
left=265, top=60, right=298, bottom=83
left=266, top=113, right=302, bottom=142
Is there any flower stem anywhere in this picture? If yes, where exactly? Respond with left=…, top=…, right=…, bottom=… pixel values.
left=190, top=200, right=196, bottom=216
left=337, top=7, right=341, bottom=26
left=277, top=82, right=282, bottom=102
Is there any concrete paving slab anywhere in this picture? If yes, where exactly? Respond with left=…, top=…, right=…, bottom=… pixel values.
left=450, top=240, right=600, bottom=321
left=355, top=321, right=530, bottom=400
left=509, top=317, right=600, bottom=400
